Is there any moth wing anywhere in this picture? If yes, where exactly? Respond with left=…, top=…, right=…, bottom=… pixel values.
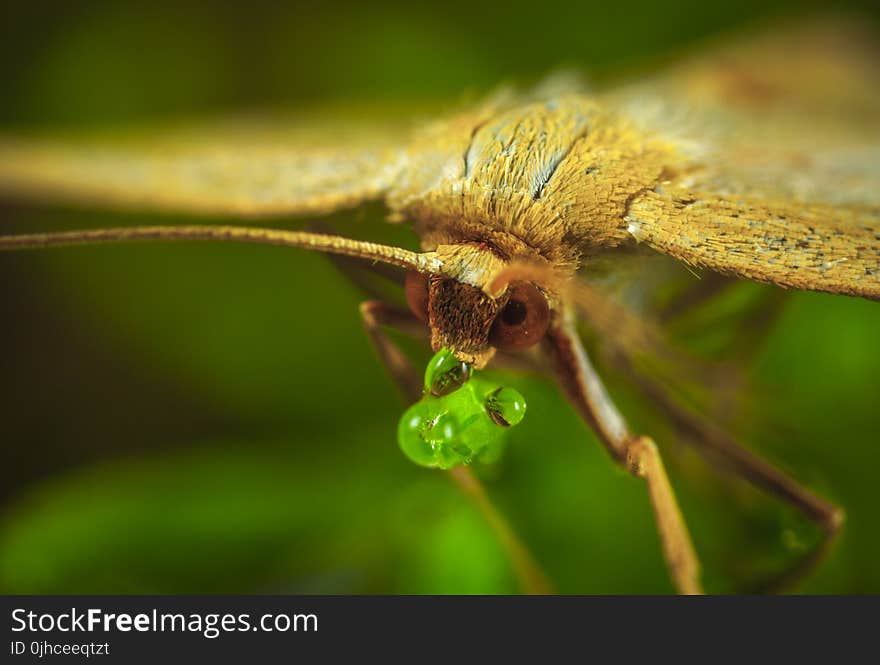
left=0, top=106, right=418, bottom=217
left=608, top=18, right=880, bottom=299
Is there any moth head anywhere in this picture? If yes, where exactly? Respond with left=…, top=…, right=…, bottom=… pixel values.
left=405, top=243, right=554, bottom=369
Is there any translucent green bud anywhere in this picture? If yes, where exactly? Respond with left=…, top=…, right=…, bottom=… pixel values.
left=398, top=349, right=527, bottom=470
left=398, top=402, right=472, bottom=470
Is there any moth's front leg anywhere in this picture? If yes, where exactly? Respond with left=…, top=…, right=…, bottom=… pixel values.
left=543, top=309, right=703, bottom=595
left=360, top=300, right=424, bottom=402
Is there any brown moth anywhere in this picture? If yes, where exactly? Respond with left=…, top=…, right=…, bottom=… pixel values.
left=0, top=20, right=878, bottom=594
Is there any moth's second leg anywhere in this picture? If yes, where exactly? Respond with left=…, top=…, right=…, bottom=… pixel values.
left=608, top=346, right=843, bottom=593
left=543, top=311, right=703, bottom=595
left=360, top=300, right=424, bottom=402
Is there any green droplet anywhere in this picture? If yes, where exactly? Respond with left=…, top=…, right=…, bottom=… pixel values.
left=426, top=411, right=458, bottom=445
left=484, top=386, right=527, bottom=427
left=397, top=401, right=470, bottom=470
left=398, top=402, right=438, bottom=468
left=424, top=348, right=471, bottom=396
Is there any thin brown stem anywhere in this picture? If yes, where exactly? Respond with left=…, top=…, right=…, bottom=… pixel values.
left=448, top=466, right=555, bottom=594
left=358, top=298, right=554, bottom=594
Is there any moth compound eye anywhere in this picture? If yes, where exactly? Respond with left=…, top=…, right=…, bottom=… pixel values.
left=489, top=282, right=550, bottom=351
left=404, top=270, right=430, bottom=323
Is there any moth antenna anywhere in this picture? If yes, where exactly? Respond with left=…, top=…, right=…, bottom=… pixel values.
left=487, top=260, right=569, bottom=297
left=0, top=225, right=443, bottom=274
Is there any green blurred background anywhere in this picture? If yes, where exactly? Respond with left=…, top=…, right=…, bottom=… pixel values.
left=1, top=0, right=878, bottom=594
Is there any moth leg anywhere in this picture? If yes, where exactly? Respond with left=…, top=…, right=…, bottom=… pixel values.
left=654, top=280, right=786, bottom=423
left=359, top=299, right=554, bottom=594
left=359, top=300, right=424, bottom=401
left=543, top=311, right=703, bottom=595
left=660, top=279, right=787, bottom=365
left=723, top=288, right=788, bottom=364
left=657, top=273, right=736, bottom=323
left=608, top=347, right=843, bottom=593
left=710, top=289, right=788, bottom=423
